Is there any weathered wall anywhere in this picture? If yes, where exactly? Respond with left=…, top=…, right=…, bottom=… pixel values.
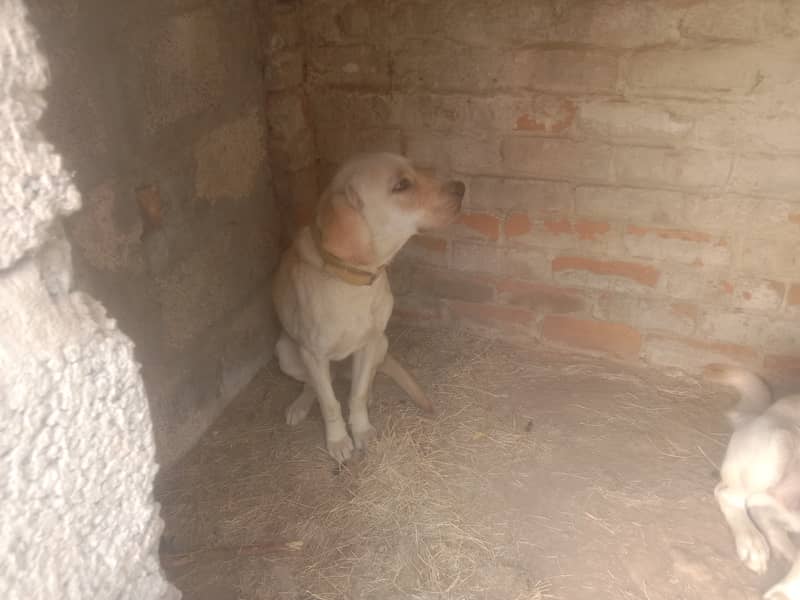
left=27, top=0, right=281, bottom=465
left=286, top=0, right=800, bottom=378
left=0, top=2, right=178, bottom=598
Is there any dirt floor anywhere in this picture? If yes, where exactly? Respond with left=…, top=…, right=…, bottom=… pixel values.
left=156, top=326, right=776, bottom=600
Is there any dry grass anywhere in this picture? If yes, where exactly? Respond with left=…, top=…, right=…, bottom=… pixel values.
left=275, top=333, right=545, bottom=599
left=158, top=326, right=740, bottom=600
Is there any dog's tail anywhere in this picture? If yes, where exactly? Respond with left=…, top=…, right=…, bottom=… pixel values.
left=704, top=364, right=773, bottom=426
left=378, top=353, right=434, bottom=414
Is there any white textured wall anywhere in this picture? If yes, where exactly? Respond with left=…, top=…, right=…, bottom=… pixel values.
left=0, top=2, right=179, bottom=599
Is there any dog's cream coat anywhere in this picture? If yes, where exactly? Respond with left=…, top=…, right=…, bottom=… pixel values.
left=272, top=153, right=464, bottom=462
left=707, top=365, right=800, bottom=600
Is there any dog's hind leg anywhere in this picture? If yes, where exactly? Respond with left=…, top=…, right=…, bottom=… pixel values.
left=716, top=482, right=771, bottom=574
left=765, top=556, right=800, bottom=600
left=276, top=332, right=318, bottom=425
left=348, top=334, right=388, bottom=450
left=748, top=493, right=797, bottom=564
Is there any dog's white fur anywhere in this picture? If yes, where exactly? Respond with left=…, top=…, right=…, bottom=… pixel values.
left=707, top=364, right=800, bottom=600
left=272, top=153, right=464, bottom=462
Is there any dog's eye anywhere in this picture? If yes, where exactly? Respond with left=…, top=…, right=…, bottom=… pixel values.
left=392, top=178, right=413, bottom=193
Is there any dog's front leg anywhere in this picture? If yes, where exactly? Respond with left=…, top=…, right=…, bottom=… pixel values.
left=298, top=347, right=353, bottom=462
left=716, top=482, right=770, bottom=574
left=349, top=334, right=388, bottom=450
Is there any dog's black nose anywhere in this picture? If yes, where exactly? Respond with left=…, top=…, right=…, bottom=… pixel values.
left=444, top=180, right=466, bottom=200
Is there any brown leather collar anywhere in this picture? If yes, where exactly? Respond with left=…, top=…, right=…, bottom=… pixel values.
left=309, top=224, right=384, bottom=286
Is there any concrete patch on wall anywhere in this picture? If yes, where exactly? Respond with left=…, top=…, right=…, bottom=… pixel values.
left=195, top=109, right=267, bottom=202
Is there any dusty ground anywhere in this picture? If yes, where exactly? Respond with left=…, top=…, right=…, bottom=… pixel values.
left=156, top=326, right=776, bottom=600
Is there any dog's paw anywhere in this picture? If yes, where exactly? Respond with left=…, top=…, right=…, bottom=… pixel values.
left=352, top=425, right=377, bottom=450
left=736, top=530, right=770, bottom=574
left=327, top=434, right=354, bottom=463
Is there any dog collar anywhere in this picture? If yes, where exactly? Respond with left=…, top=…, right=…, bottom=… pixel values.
left=309, top=224, right=384, bottom=286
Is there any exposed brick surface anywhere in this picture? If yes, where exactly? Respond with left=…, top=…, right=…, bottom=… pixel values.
left=455, top=212, right=501, bottom=241
left=411, top=267, right=495, bottom=304
left=494, top=279, right=586, bottom=314
left=643, top=335, right=759, bottom=371
left=281, top=0, right=800, bottom=372
left=552, top=256, right=660, bottom=289
left=542, top=315, right=642, bottom=358
left=502, top=138, right=612, bottom=182
left=445, top=300, right=537, bottom=335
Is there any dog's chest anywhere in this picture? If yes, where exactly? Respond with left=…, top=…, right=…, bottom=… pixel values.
left=298, top=273, right=393, bottom=358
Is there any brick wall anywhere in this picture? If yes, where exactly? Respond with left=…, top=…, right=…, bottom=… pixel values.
left=29, top=1, right=281, bottom=466
left=265, top=0, right=800, bottom=379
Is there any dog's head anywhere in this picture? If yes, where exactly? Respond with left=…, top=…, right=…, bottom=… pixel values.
left=316, top=153, right=464, bottom=267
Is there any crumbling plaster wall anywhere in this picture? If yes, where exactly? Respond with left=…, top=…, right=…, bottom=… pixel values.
left=0, top=2, right=178, bottom=598
left=27, top=0, right=281, bottom=465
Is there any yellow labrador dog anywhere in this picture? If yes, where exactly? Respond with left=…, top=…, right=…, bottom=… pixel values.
left=706, top=364, right=800, bottom=600
left=272, top=153, right=464, bottom=462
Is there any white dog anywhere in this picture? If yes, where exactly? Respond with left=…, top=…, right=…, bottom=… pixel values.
left=272, top=153, right=464, bottom=462
left=706, top=364, right=800, bottom=600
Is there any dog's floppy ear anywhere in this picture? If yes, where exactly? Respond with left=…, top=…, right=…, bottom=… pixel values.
left=318, top=184, right=374, bottom=266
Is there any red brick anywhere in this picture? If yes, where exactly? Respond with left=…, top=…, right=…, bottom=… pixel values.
left=411, top=268, right=495, bottom=303
left=316, top=126, right=403, bottom=164
left=552, top=256, right=660, bottom=288
left=393, top=41, right=502, bottom=93
left=412, top=235, right=446, bottom=252
left=468, top=177, right=573, bottom=214
left=544, top=219, right=611, bottom=240
left=615, top=146, right=731, bottom=190
left=406, top=132, right=502, bottom=174
left=452, top=242, right=549, bottom=280
left=626, top=225, right=710, bottom=243
left=505, top=213, right=533, bottom=238
left=731, top=155, right=800, bottom=198
left=456, top=212, right=501, bottom=241
left=503, top=48, right=619, bottom=94
left=542, top=315, right=642, bottom=358
left=446, top=300, right=536, bottom=329
left=578, top=101, right=691, bottom=144
left=575, top=186, right=687, bottom=227
left=308, top=45, right=390, bottom=89
left=495, top=279, right=585, bottom=314
left=623, top=225, right=730, bottom=267
left=549, top=1, right=681, bottom=47
left=515, top=99, right=577, bottom=134
left=391, top=295, right=443, bottom=324
left=681, top=0, right=761, bottom=42
left=789, top=284, right=800, bottom=306
left=396, top=235, right=448, bottom=267
left=764, top=354, right=800, bottom=373
left=594, top=294, right=697, bottom=337
left=729, top=279, right=786, bottom=312
left=643, top=334, right=759, bottom=371
left=699, top=310, right=770, bottom=346
left=628, top=47, right=761, bottom=95
left=502, top=137, right=612, bottom=182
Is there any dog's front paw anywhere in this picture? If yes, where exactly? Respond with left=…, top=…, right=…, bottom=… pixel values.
left=327, top=434, right=354, bottom=463
left=737, top=529, right=770, bottom=574
left=352, top=424, right=377, bottom=450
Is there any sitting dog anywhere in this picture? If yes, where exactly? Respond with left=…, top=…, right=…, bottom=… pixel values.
left=706, top=364, right=800, bottom=600
left=272, top=153, right=464, bottom=462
